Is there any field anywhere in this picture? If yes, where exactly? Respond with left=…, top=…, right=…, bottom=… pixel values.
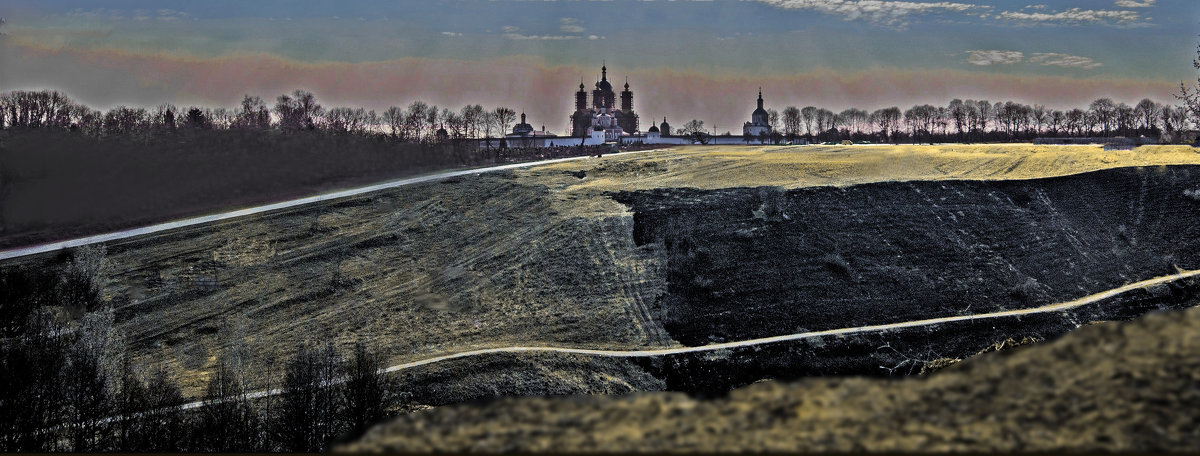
left=5, top=143, right=1200, bottom=401
left=342, top=301, right=1200, bottom=453
left=0, top=129, right=623, bottom=250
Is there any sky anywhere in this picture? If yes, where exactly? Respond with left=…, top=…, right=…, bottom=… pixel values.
left=1, top=0, right=1197, bottom=134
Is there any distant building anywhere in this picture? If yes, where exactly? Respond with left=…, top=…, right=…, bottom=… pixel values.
left=511, top=112, right=534, bottom=136
left=506, top=112, right=558, bottom=147
left=742, top=89, right=772, bottom=137
left=570, top=63, right=641, bottom=141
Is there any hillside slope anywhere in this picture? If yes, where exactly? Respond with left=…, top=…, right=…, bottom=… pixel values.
left=5, top=145, right=1199, bottom=399
left=342, top=302, right=1200, bottom=453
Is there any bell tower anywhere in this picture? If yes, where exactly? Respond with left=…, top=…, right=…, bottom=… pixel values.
left=575, top=79, right=587, bottom=111
left=620, top=77, right=633, bottom=112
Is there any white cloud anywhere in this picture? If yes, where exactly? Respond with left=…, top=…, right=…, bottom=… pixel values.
left=559, top=17, right=585, bottom=33
left=1114, top=0, right=1154, bottom=7
left=753, top=0, right=985, bottom=27
left=1029, top=52, right=1103, bottom=69
left=501, top=25, right=520, bottom=32
left=965, top=49, right=1024, bottom=66
left=502, top=33, right=581, bottom=40
left=963, top=49, right=1102, bottom=70
left=441, top=31, right=463, bottom=37
left=997, top=8, right=1142, bottom=25
left=66, top=7, right=190, bottom=21
left=587, top=34, right=605, bottom=40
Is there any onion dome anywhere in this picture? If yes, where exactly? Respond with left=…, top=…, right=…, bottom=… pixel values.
left=752, top=88, right=768, bottom=120
left=597, top=64, right=613, bottom=91
left=512, top=112, right=534, bottom=136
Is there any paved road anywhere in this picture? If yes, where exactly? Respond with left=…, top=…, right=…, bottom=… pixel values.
left=0, top=150, right=656, bottom=261
left=178, top=268, right=1200, bottom=410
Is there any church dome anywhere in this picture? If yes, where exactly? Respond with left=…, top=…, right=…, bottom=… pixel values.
left=597, top=63, right=613, bottom=92
left=647, top=124, right=659, bottom=133
left=751, top=88, right=769, bottom=123
left=512, top=112, right=534, bottom=135
left=660, top=117, right=671, bottom=134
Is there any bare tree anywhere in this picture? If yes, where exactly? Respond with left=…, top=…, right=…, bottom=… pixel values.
left=196, top=354, right=262, bottom=452
left=493, top=106, right=516, bottom=148
left=65, top=308, right=125, bottom=451
left=278, top=342, right=343, bottom=452
left=1089, top=98, right=1116, bottom=136
left=800, top=106, right=816, bottom=137
left=782, top=106, right=800, bottom=139
left=460, top=104, right=484, bottom=138
left=1177, top=42, right=1200, bottom=126
left=58, top=245, right=109, bottom=314
left=1135, top=98, right=1160, bottom=132
left=275, top=90, right=323, bottom=130
left=1115, top=102, right=1135, bottom=136
left=840, top=108, right=869, bottom=136
left=1032, top=104, right=1048, bottom=136
left=342, top=343, right=390, bottom=436
left=404, top=101, right=429, bottom=141
left=872, top=107, right=901, bottom=143
left=233, top=95, right=271, bottom=130
left=382, top=106, right=404, bottom=138
left=481, top=110, right=498, bottom=148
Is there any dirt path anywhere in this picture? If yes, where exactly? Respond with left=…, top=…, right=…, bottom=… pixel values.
left=176, top=268, right=1200, bottom=410
left=0, top=150, right=663, bottom=261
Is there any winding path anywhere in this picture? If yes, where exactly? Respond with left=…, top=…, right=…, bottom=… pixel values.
left=0, top=150, right=657, bottom=261
left=178, top=268, right=1200, bottom=410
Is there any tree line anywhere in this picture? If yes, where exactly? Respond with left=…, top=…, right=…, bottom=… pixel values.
left=0, top=247, right=405, bottom=452
left=676, top=98, right=1191, bottom=145
left=4, top=89, right=1192, bottom=147
left=0, top=89, right=525, bottom=145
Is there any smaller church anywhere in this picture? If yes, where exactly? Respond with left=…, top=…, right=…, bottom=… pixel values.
left=505, top=112, right=558, bottom=147
left=742, top=88, right=772, bottom=137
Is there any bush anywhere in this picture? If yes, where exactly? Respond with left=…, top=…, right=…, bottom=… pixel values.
left=58, top=245, right=109, bottom=314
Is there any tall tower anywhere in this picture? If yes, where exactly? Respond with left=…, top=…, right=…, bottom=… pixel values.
left=620, top=77, right=633, bottom=112
left=575, top=79, right=587, bottom=111
left=616, top=75, right=639, bottom=134
left=757, top=87, right=764, bottom=111
left=571, top=78, right=592, bottom=137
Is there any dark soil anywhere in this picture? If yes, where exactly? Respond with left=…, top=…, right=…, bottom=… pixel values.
left=612, top=165, right=1200, bottom=346
left=0, top=129, right=637, bottom=250
left=634, top=279, right=1198, bottom=396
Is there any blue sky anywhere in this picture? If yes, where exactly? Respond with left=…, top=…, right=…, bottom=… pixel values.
left=1, top=0, right=1196, bottom=132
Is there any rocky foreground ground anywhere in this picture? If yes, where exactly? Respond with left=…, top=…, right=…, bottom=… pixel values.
left=341, top=302, right=1200, bottom=453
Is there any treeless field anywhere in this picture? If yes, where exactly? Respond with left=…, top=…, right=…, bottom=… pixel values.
left=529, top=144, right=1200, bottom=194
